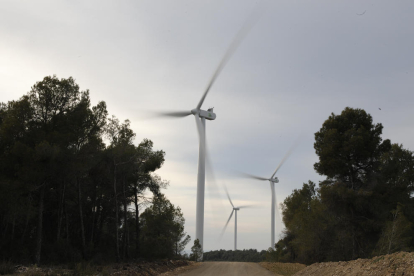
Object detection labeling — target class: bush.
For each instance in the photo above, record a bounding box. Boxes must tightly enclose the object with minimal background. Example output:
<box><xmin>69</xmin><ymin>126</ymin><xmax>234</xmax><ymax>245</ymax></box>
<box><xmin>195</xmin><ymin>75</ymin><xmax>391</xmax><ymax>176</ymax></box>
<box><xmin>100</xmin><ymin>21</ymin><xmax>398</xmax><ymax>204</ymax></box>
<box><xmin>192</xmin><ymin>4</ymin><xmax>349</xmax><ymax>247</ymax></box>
<box><xmin>0</xmin><ymin>261</ymin><xmax>14</xmax><ymax>275</ymax></box>
<box><xmin>73</xmin><ymin>262</ymin><xmax>96</xmax><ymax>276</ymax></box>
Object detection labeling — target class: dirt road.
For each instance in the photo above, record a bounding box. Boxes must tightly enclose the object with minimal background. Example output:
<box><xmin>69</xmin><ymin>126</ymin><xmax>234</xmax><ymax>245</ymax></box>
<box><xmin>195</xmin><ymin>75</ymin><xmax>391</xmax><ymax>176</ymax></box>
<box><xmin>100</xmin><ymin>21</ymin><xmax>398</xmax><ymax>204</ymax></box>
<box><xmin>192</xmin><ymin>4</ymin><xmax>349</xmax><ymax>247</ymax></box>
<box><xmin>174</xmin><ymin>262</ymin><xmax>275</xmax><ymax>276</ymax></box>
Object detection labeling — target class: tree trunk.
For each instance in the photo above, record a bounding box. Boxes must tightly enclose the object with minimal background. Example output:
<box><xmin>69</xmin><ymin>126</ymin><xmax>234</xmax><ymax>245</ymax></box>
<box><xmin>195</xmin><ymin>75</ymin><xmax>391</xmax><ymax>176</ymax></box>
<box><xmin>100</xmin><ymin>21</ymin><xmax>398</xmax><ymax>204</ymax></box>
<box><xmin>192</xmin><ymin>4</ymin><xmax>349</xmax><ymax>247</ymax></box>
<box><xmin>21</xmin><ymin>193</ymin><xmax>32</xmax><ymax>243</ymax></box>
<box><xmin>77</xmin><ymin>177</ymin><xmax>86</xmax><ymax>258</ymax></box>
<box><xmin>35</xmin><ymin>185</ymin><xmax>45</xmax><ymax>265</ymax></box>
<box><xmin>122</xmin><ymin>175</ymin><xmax>129</xmax><ymax>259</ymax></box>
<box><xmin>11</xmin><ymin>215</ymin><xmax>16</xmax><ymax>241</ymax></box>
<box><xmin>90</xmin><ymin>180</ymin><xmax>100</xmax><ymax>246</ymax></box>
<box><xmin>57</xmin><ymin>180</ymin><xmax>66</xmax><ymax>241</ymax></box>
<box><xmin>90</xmin><ymin>202</ymin><xmax>96</xmax><ymax>246</ymax></box>
<box><xmin>2</xmin><ymin>215</ymin><xmax>9</xmax><ymax>239</ymax></box>
<box><xmin>114</xmin><ymin>165</ymin><xmax>120</xmax><ymax>261</ymax></box>
<box><xmin>65</xmin><ymin>200</ymin><xmax>69</xmax><ymax>243</ymax></box>
<box><xmin>134</xmin><ymin>183</ymin><xmax>140</xmax><ymax>257</ymax></box>
<box><xmin>127</xmin><ymin>220</ymin><xmax>130</xmax><ymax>259</ymax></box>
<box><xmin>96</xmin><ymin>194</ymin><xmax>103</xmax><ymax>244</ymax></box>
<box><xmin>388</xmin><ymin>209</ymin><xmax>399</xmax><ymax>254</ymax></box>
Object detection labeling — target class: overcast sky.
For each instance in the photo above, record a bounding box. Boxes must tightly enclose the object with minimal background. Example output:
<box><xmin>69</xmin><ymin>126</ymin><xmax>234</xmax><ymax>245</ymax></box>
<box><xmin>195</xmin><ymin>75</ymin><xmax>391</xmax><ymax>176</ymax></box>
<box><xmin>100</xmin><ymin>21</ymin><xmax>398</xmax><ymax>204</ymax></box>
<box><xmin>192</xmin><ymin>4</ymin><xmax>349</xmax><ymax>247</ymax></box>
<box><xmin>1</xmin><ymin>0</ymin><xmax>414</xmax><ymax>253</ymax></box>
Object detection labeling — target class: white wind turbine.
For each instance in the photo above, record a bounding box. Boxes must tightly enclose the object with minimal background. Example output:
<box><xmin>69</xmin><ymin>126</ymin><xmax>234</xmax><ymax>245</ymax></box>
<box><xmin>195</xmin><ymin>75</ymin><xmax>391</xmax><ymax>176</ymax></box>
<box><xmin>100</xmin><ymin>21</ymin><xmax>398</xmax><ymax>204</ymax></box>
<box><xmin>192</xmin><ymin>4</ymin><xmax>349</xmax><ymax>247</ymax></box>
<box><xmin>220</xmin><ymin>186</ymin><xmax>252</xmax><ymax>251</ymax></box>
<box><xmin>243</xmin><ymin>146</ymin><xmax>296</xmax><ymax>250</ymax></box>
<box><xmin>156</xmin><ymin>8</ymin><xmax>264</xmax><ymax>251</ymax></box>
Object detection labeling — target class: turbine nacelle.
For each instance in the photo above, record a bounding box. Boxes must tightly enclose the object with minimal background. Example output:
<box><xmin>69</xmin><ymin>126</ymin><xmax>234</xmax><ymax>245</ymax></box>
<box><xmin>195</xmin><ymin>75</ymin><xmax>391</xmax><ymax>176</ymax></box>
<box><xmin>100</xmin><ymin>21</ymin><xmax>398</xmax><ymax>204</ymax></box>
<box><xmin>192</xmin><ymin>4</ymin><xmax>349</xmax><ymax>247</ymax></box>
<box><xmin>191</xmin><ymin>108</ymin><xmax>216</xmax><ymax>120</ymax></box>
<box><xmin>233</xmin><ymin>207</ymin><xmax>240</xmax><ymax>211</ymax></box>
<box><xmin>270</xmin><ymin>177</ymin><xmax>279</xmax><ymax>183</ymax></box>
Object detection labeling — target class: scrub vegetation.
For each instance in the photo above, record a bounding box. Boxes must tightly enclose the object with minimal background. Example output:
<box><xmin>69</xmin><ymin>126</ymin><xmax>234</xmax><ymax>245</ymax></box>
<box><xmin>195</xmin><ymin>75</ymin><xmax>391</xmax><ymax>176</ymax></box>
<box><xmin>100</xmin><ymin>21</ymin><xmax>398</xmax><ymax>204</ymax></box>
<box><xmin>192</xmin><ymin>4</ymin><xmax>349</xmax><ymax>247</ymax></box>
<box><xmin>203</xmin><ymin>249</ymin><xmax>267</xmax><ymax>262</ymax></box>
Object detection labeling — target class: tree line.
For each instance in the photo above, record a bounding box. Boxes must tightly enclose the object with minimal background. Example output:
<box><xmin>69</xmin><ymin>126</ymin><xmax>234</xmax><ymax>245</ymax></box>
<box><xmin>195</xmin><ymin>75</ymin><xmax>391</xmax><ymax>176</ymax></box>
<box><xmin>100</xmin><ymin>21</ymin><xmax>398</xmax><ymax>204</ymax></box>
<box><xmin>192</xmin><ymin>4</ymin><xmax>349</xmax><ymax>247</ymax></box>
<box><xmin>271</xmin><ymin>107</ymin><xmax>414</xmax><ymax>264</ymax></box>
<box><xmin>203</xmin><ymin>249</ymin><xmax>267</xmax><ymax>262</ymax></box>
<box><xmin>0</xmin><ymin>76</ymin><xmax>190</xmax><ymax>264</ymax></box>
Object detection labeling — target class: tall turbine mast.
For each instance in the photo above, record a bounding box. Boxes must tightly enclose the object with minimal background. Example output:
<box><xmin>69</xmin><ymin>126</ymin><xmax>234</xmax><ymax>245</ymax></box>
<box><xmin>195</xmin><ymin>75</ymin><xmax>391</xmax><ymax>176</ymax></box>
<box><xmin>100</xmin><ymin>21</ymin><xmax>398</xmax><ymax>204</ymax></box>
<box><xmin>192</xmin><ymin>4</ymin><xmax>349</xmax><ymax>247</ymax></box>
<box><xmin>156</xmin><ymin>7</ymin><xmax>264</xmax><ymax>253</ymax></box>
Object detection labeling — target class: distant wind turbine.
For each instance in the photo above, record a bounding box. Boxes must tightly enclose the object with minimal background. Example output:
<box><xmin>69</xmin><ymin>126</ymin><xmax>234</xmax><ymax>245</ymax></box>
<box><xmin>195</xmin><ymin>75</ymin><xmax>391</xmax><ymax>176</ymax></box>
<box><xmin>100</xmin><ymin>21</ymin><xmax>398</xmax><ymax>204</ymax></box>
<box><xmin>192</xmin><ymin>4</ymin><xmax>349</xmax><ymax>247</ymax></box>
<box><xmin>220</xmin><ymin>185</ymin><xmax>252</xmax><ymax>250</ymax></box>
<box><xmin>242</xmin><ymin>144</ymin><xmax>296</xmax><ymax>249</ymax></box>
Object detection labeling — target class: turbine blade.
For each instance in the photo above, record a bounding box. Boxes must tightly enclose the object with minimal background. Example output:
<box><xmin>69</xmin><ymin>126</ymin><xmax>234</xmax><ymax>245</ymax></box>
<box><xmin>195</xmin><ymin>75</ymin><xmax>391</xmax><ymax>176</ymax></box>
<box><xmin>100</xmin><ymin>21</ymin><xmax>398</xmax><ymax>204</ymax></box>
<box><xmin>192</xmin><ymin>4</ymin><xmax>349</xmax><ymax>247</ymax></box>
<box><xmin>219</xmin><ymin>209</ymin><xmax>234</xmax><ymax>240</ymax></box>
<box><xmin>154</xmin><ymin>111</ymin><xmax>192</xmax><ymax>118</ymax></box>
<box><xmin>223</xmin><ymin>184</ymin><xmax>234</xmax><ymax>208</ymax></box>
<box><xmin>241</xmin><ymin>172</ymin><xmax>269</xmax><ymax>181</ymax></box>
<box><xmin>205</xmin><ymin>138</ymin><xmax>225</xmax><ymax>219</ymax></box>
<box><xmin>275</xmin><ymin>187</ymin><xmax>281</xmax><ymax>222</ymax></box>
<box><xmin>196</xmin><ymin>3</ymin><xmax>265</xmax><ymax>110</ymax></box>
<box><xmin>238</xmin><ymin>205</ymin><xmax>255</xmax><ymax>209</ymax></box>
<box><xmin>270</xmin><ymin>139</ymin><xmax>301</xmax><ymax>179</ymax></box>
<box><xmin>194</xmin><ymin>113</ymin><xmax>204</xmax><ymax>142</ymax></box>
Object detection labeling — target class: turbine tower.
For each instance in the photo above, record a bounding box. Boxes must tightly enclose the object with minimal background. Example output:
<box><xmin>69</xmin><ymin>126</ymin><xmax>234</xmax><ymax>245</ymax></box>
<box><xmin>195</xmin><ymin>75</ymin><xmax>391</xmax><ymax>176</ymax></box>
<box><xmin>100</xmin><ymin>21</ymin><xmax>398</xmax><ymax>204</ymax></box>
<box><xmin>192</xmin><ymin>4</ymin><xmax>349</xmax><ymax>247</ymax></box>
<box><xmin>243</xmin><ymin>146</ymin><xmax>295</xmax><ymax>249</ymax></box>
<box><xmin>220</xmin><ymin>186</ymin><xmax>252</xmax><ymax>250</ymax></box>
<box><xmin>156</xmin><ymin>10</ymin><xmax>263</xmax><ymax>251</ymax></box>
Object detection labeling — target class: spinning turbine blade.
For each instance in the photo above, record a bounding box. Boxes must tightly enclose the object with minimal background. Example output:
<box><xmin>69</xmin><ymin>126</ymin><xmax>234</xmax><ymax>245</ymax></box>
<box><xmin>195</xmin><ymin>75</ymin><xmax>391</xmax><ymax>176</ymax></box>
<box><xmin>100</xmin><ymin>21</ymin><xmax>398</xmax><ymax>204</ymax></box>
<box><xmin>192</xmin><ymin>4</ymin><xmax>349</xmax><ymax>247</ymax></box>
<box><xmin>238</xmin><ymin>205</ymin><xmax>254</xmax><ymax>209</ymax></box>
<box><xmin>196</xmin><ymin>4</ymin><xmax>264</xmax><ymax>110</ymax></box>
<box><xmin>205</xmin><ymin>138</ymin><xmax>225</xmax><ymax>218</ymax></box>
<box><xmin>270</xmin><ymin>140</ymin><xmax>300</xmax><ymax>179</ymax></box>
<box><xmin>194</xmin><ymin>113</ymin><xmax>204</xmax><ymax>141</ymax></box>
<box><xmin>274</xmin><ymin>188</ymin><xmax>282</xmax><ymax>222</ymax></box>
<box><xmin>241</xmin><ymin>172</ymin><xmax>269</xmax><ymax>181</ymax></box>
<box><xmin>219</xmin><ymin>209</ymin><xmax>234</xmax><ymax>240</ymax></box>
<box><xmin>155</xmin><ymin>111</ymin><xmax>192</xmax><ymax>118</ymax></box>
<box><xmin>223</xmin><ymin>184</ymin><xmax>234</xmax><ymax>208</ymax></box>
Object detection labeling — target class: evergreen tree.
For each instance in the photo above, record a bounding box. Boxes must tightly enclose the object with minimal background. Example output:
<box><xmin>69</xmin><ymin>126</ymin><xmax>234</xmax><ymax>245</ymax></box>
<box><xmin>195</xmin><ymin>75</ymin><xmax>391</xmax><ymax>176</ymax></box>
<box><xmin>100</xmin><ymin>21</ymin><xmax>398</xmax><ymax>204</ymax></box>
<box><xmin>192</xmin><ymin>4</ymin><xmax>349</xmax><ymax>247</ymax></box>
<box><xmin>140</xmin><ymin>194</ymin><xmax>190</xmax><ymax>259</ymax></box>
<box><xmin>0</xmin><ymin>75</ymin><xmax>179</xmax><ymax>264</ymax></box>
<box><xmin>279</xmin><ymin>107</ymin><xmax>414</xmax><ymax>264</ymax></box>
<box><xmin>191</xmin><ymin>239</ymin><xmax>203</xmax><ymax>262</ymax></box>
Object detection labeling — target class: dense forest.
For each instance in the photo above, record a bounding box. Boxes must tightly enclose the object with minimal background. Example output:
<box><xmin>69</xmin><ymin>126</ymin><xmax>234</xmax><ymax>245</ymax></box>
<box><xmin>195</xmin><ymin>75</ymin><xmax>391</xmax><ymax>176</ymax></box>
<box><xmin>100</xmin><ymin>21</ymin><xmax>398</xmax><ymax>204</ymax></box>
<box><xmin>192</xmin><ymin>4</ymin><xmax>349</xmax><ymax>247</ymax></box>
<box><xmin>203</xmin><ymin>249</ymin><xmax>266</xmax><ymax>262</ymax></box>
<box><xmin>271</xmin><ymin>107</ymin><xmax>414</xmax><ymax>264</ymax></box>
<box><xmin>0</xmin><ymin>76</ymin><xmax>190</xmax><ymax>264</ymax></box>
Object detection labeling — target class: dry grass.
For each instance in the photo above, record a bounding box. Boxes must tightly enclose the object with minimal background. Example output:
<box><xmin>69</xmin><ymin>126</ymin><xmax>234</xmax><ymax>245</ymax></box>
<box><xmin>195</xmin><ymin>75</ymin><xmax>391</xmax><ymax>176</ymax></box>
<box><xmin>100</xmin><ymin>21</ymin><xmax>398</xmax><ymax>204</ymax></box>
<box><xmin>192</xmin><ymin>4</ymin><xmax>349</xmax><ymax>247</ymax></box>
<box><xmin>259</xmin><ymin>262</ymin><xmax>306</xmax><ymax>276</ymax></box>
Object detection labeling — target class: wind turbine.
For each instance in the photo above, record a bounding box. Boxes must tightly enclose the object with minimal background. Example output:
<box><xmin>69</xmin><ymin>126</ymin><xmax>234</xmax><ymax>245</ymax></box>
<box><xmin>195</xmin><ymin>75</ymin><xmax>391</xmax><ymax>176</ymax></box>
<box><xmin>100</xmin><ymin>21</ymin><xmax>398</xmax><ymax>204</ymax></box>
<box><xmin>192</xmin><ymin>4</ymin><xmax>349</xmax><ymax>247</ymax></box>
<box><xmin>243</xmin><ymin>146</ymin><xmax>295</xmax><ymax>250</ymax></box>
<box><xmin>156</xmin><ymin>8</ymin><xmax>264</xmax><ymax>251</ymax></box>
<box><xmin>220</xmin><ymin>186</ymin><xmax>252</xmax><ymax>251</ymax></box>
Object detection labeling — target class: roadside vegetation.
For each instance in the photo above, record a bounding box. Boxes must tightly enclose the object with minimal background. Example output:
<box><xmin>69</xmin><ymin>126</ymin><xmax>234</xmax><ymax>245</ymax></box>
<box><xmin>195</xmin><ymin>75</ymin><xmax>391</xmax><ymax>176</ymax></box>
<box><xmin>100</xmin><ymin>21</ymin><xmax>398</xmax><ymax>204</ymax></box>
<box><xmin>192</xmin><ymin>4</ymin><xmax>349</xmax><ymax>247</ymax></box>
<box><xmin>260</xmin><ymin>262</ymin><xmax>306</xmax><ymax>276</ymax></box>
<box><xmin>0</xmin><ymin>75</ymin><xmax>191</xmax><ymax>268</ymax></box>
<box><xmin>270</xmin><ymin>107</ymin><xmax>414</xmax><ymax>265</ymax></box>
<box><xmin>203</xmin><ymin>249</ymin><xmax>266</xmax><ymax>262</ymax></box>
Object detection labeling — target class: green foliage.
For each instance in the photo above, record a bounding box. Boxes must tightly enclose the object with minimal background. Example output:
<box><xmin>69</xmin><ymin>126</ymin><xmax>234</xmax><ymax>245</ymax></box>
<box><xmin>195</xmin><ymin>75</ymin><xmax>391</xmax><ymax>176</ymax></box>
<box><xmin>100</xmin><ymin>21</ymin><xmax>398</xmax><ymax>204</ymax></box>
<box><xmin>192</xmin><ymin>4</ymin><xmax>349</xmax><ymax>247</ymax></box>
<box><xmin>0</xmin><ymin>75</ymin><xmax>178</xmax><ymax>265</ymax></box>
<box><xmin>279</xmin><ymin>107</ymin><xmax>414</xmax><ymax>264</ymax></box>
<box><xmin>140</xmin><ymin>194</ymin><xmax>190</xmax><ymax>259</ymax></box>
<box><xmin>0</xmin><ymin>261</ymin><xmax>14</xmax><ymax>275</ymax></box>
<box><xmin>374</xmin><ymin>204</ymin><xmax>413</xmax><ymax>255</ymax></box>
<box><xmin>190</xmin><ymin>239</ymin><xmax>203</xmax><ymax>262</ymax></box>
<box><xmin>265</xmin><ymin>248</ymin><xmax>278</xmax><ymax>262</ymax></box>
<box><xmin>73</xmin><ymin>262</ymin><xmax>96</xmax><ymax>276</ymax></box>
<box><xmin>314</xmin><ymin>107</ymin><xmax>390</xmax><ymax>189</ymax></box>
<box><xmin>203</xmin><ymin>249</ymin><xmax>266</xmax><ymax>262</ymax></box>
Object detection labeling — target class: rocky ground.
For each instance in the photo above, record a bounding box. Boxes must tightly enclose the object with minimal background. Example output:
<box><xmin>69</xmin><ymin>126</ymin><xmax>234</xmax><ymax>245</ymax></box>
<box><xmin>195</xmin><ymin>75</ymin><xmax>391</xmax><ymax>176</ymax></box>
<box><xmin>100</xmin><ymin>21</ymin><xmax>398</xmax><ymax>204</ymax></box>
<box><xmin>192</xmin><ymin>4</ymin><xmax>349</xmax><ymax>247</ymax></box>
<box><xmin>260</xmin><ymin>262</ymin><xmax>306</xmax><ymax>276</ymax></box>
<box><xmin>4</xmin><ymin>252</ymin><xmax>414</xmax><ymax>275</ymax></box>
<box><xmin>5</xmin><ymin>260</ymin><xmax>194</xmax><ymax>276</ymax></box>
<box><xmin>293</xmin><ymin>251</ymin><xmax>414</xmax><ymax>276</ymax></box>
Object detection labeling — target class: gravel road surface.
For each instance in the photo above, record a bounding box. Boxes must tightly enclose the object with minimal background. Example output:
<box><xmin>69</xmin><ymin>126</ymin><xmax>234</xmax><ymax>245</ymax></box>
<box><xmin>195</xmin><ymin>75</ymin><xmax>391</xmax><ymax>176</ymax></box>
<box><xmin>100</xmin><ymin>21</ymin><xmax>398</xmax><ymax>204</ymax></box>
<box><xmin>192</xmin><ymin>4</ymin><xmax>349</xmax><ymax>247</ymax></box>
<box><xmin>176</xmin><ymin>262</ymin><xmax>275</xmax><ymax>276</ymax></box>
